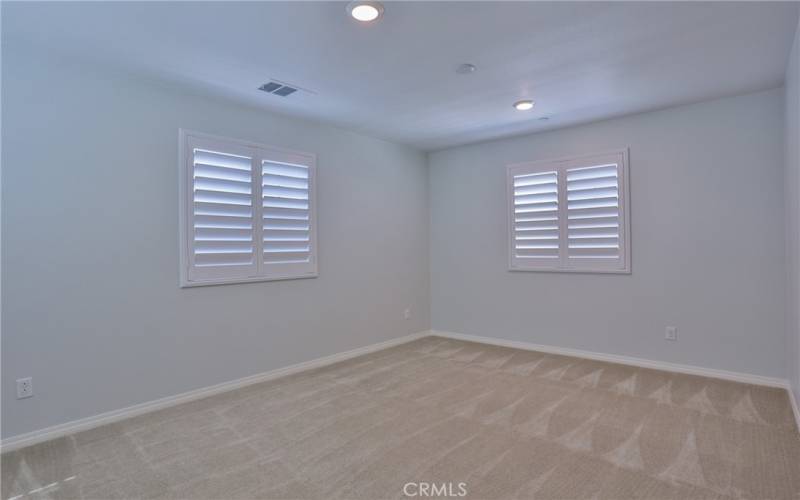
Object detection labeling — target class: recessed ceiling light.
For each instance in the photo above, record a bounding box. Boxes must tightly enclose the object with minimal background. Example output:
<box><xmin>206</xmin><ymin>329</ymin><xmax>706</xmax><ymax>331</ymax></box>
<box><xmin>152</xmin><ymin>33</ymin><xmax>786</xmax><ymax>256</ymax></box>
<box><xmin>513</xmin><ymin>100</ymin><xmax>534</xmax><ymax>111</ymax></box>
<box><xmin>347</xmin><ymin>1</ymin><xmax>384</xmax><ymax>22</ymax></box>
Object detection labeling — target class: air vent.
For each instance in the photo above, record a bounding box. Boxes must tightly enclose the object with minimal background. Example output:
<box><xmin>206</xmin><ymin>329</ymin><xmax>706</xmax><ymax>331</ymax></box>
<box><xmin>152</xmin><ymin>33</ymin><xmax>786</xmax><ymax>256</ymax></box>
<box><xmin>259</xmin><ymin>82</ymin><xmax>282</xmax><ymax>93</ymax></box>
<box><xmin>259</xmin><ymin>80</ymin><xmax>299</xmax><ymax>97</ymax></box>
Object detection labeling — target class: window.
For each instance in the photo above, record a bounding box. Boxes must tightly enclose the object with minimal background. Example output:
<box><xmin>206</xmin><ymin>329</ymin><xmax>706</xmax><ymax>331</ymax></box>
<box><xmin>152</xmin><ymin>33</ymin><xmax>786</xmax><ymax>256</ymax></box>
<box><xmin>179</xmin><ymin>130</ymin><xmax>317</xmax><ymax>287</ymax></box>
<box><xmin>507</xmin><ymin>149</ymin><xmax>630</xmax><ymax>273</ymax></box>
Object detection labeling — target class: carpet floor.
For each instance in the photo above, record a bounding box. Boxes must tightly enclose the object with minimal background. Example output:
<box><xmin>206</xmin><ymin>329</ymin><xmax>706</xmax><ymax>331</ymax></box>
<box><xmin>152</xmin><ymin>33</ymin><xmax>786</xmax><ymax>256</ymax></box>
<box><xmin>2</xmin><ymin>337</ymin><xmax>799</xmax><ymax>500</ymax></box>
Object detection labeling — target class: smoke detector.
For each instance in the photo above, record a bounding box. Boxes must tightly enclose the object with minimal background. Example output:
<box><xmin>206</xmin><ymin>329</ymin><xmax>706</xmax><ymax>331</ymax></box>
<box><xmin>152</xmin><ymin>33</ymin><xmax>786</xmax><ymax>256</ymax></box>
<box><xmin>456</xmin><ymin>63</ymin><xmax>477</xmax><ymax>74</ymax></box>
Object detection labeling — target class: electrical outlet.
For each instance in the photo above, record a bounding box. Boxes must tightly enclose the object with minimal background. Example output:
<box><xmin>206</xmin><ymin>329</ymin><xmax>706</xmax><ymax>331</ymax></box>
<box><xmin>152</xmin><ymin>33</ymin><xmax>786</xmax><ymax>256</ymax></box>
<box><xmin>665</xmin><ymin>326</ymin><xmax>678</xmax><ymax>341</ymax></box>
<box><xmin>404</xmin><ymin>308</ymin><xmax>411</xmax><ymax>320</ymax></box>
<box><xmin>16</xmin><ymin>377</ymin><xmax>33</xmax><ymax>399</ymax></box>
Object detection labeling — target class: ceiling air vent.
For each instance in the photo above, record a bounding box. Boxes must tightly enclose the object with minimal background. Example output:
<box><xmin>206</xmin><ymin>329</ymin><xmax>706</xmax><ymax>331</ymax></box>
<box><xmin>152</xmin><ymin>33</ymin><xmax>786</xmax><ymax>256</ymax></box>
<box><xmin>259</xmin><ymin>80</ymin><xmax>299</xmax><ymax>97</ymax></box>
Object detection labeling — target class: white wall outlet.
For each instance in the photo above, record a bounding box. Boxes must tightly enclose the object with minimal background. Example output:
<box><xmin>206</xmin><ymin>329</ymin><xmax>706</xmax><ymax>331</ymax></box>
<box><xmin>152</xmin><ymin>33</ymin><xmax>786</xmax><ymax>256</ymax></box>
<box><xmin>665</xmin><ymin>326</ymin><xmax>678</xmax><ymax>341</ymax></box>
<box><xmin>16</xmin><ymin>377</ymin><xmax>33</xmax><ymax>399</ymax></box>
<box><xmin>404</xmin><ymin>308</ymin><xmax>411</xmax><ymax>320</ymax></box>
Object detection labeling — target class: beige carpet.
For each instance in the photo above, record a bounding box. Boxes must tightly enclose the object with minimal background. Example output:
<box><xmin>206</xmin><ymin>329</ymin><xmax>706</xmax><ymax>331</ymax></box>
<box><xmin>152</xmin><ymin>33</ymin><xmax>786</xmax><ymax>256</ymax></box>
<box><xmin>2</xmin><ymin>337</ymin><xmax>799</xmax><ymax>500</ymax></box>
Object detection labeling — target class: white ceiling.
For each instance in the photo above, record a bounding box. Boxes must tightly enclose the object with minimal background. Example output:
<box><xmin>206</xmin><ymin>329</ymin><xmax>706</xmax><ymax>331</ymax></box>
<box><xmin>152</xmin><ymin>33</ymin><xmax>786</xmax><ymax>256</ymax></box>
<box><xmin>4</xmin><ymin>1</ymin><xmax>799</xmax><ymax>151</ymax></box>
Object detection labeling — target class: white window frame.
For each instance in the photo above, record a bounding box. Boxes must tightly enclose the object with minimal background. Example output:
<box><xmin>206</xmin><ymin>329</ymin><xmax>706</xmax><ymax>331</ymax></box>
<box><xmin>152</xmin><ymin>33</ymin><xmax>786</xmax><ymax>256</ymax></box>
<box><xmin>178</xmin><ymin>129</ymin><xmax>318</xmax><ymax>287</ymax></box>
<box><xmin>506</xmin><ymin>149</ymin><xmax>630</xmax><ymax>274</ymax></box>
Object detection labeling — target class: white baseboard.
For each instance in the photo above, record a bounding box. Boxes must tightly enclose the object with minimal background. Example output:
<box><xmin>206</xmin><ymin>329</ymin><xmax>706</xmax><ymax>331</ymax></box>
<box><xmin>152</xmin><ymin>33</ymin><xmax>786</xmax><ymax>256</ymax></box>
<box><xmin>430</xmin><ymin>330</ymin><xmax>790</xmax><ymax>389</ymax></box>
<box><xmin>789</xmin><ymin>386</ymin><xmax>800</xmax><ymax>434</ymax></box>
<box><xmin>0</xmin><ymin>331</ymin><xmax>428</xmax><ymax>453</ymax></box>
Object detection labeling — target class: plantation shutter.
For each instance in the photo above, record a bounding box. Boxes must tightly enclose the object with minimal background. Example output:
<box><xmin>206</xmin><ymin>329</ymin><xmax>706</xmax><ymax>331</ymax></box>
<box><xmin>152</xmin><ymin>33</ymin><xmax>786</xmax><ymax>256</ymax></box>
<box><xmin>511</xmin><ymin>170</ymin><xmax>560</xmax><ymax>263</ymax></box>
<box><xmin>261</xmin><ymin>155</ymin><xmax>316</xmax><ymax>277</ymax></box>
<box><xmin>507</xmin><ymin>150</ymin><xmax>629</xmax><ymax>273</ymax></box>
<box><xmin>187</xmin><ymin>137</ymin><xmax>257</xmax><ymax>282</ymax></box>
<box><xmin>181</xmin><ymin>131</ymin><xmax>318</xmax><ymax>286</ymax></box>
<box><xmin>566</xmin><ymin>163</ymin><xmax>621</xmax><ymax>261</ymax></box>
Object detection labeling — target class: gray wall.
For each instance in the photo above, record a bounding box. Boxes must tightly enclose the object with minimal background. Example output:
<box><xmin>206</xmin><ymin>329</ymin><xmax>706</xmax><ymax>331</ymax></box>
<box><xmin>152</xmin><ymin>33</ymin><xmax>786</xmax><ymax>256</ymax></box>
<box><xmin>429</xmin><ymin>89</ymin><xmax>787</xmax><ymax>379</ymax></box>
<box><xmin>786</xmin><ymin>20</ymin><xmax>800</xmax><ymax>408</ymax></box>
<box><xmin>1</xmin><ymin>46</ymin><xmax>430</xmax><ymax>439</ymax></box>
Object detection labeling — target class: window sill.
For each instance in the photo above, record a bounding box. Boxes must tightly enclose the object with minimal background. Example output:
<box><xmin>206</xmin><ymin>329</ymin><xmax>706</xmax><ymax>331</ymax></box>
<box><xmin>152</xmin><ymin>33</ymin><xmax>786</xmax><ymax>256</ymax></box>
<box><xmin>508</xmin><ymin>266</ymin><xmax>631</xmax><ymax>275</ymax></box>
<box><xmin>180</xmin><ymin>272</ymin><xmax>319</xmax><ymax>288</ymax></box>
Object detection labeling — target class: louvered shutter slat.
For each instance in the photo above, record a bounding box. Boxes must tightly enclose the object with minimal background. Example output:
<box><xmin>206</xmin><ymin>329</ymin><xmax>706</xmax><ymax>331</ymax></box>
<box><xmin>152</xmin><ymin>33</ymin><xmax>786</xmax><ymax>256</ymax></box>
<box><xmin>195</xmin><ymin>241</ymin><xmax>255</xmax><ymax>253</ymax></box>
<box><xmin>263</xmin><ymin>207</ymin><xmax>309</xmax><ymax>220</ymax></box>
<box><xmin>566</xmin><ymin>207</ymin><xmax>618</xmax><ymax>220</ymax></box>
<box><xmin>263</xmin><ymin>186</ymin><xmax>308</xmax><ymax>199</ymax></box>
<box><xmin>194</xmin><ymin>252</ymin><xmax>254</xmax><ymax>267</ymax></box>
<box><xmin>516</xmin><ymin>202</ymin><xmax>558</xmax><ymax>214</ymax></box>
<box><xmin>568</xmin><ymin>237</ymin><xmax>619</xmax><ymax>247</ymax></box>
<box><xmin>193</xmin><ymin>150</ymin><xmax>251</xmax><ymax>170</ymax></box>
<box><xmin>567</xmin><ymin>247</ymin><xmax>620</xmax><ymax>258</ymax></box>
<box><xmin>264</xmin><ymin>163</ymin><xmax>308</xmax><ymax>179</ymax></box>
<box><xmin>516</xmin><ymin>230</ymin><xmax>559</xmax><ymax>240</ymax></box>
<box><xmin>566</xmin><ymin>164</ymin><xmax>617</xmax><ymax>181</ymax></box>
<box><xmin>515</xmin><ymin>212</ymin><xmax>559</xmax><ymax>223</ymax></box>
<box><xmin>515</xmin><ymin>192</ymin><xmax>558</xmax><ymax>205</ymax></box>
<box><xmin>515</xmin><ymin>220</ymin><xmax>558</xmax><ymax>231</ymax></box>
<box><xmin>194</xmin><ymin>215</ymin><xmax>253</xmax><ymax>229</ymax></box>
<box><xmin>194</xmin><ymin>164</ymin><xmax>251</xmax><ymax>182</ymax></box>
<box><xmin>194</xmin><ymin>177</ymin><xmax>252</xmax><ymax>194</ymax></box>
<box><xmin>514</xmin><ymin>184</ymin><xmax>558</xmax><ymax>196</ymax></box>
<box><xmin>568</xmin><ymin>217</ymin><xmax>619</xmax><ymax>229</ymax></box>
<box><xmin>260</xmin><ymin>251</ymin><xmax>310</xmax><ymax>262</ymax></box>
<box><xmin>567</xmin><ymin>226</ymin><xmax>618</xmax><ymax>238</ymax></box>
<box><xmin>567</xmin><ymin>163</ymin><xmax>622</xmax><ymax>260</ymax></box>
<box><xmin>263</xmin><ymin>229</ymin><xmax>310</xmax><ymax>241</ymax></box>
<box><xmin>264</xmin><ymin>242</ymin><xmax>311</xmax><ymax>252</ymax></box>
<box><xmin>195</xmin><ymin>228</ymin><xmax>253</xmax><ymax>241</ymax></box>
<box><xmin>195</xmin><ymin>190</ymin><xmax>253</xmax><ymax>206</ymax></box>
<box><xmin>194</xmin><ymin>202</ymin><xmax>252</xmax><ymax>218</ymax></box>
<box><xmin>516</xmin><ymin>248</ymin><xmax>559</xmax><ymax>257</ymax></box>
<box><xmin>567</xmin><ymin>186</ymin><xmax>618</xmax><ymax>201</ymax></box>
<box><xmin>263</xmin><ymin>197</ymin><xmax>309</xmax><ymax>210</ymax></box>
<box><xmin>263</xmin><ymin>219</ymin><xmax>309</xmax><ymax>230</ymax></box>
<box><xmin>262</xmin><ymin>175</ymin><xmax>308</xmax><ymax>190</ymax></box>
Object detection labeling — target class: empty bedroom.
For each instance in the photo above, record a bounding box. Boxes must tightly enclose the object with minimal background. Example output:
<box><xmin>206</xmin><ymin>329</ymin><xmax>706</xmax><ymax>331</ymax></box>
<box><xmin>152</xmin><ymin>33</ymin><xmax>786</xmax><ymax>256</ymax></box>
<box><xmin>2</xmin><ymin>1</ymin><xmax>800</xmax><ymax>499</ymax></box>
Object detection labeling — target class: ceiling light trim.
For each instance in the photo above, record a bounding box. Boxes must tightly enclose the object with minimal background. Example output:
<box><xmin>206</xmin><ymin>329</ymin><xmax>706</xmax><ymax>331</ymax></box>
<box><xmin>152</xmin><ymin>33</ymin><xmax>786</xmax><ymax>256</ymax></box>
<box><xmin>514</xmin><ymin>100</ymin><xmax>535</xmax><ymax>111</ymax></box>
<box><xmin>346</xmin><ymin>1</ymin><xmax>384</xmax><ymax>22</ymax></box>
